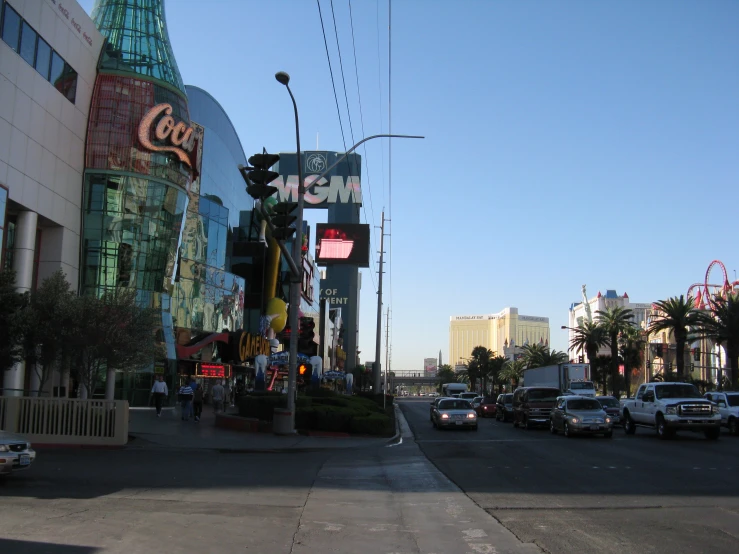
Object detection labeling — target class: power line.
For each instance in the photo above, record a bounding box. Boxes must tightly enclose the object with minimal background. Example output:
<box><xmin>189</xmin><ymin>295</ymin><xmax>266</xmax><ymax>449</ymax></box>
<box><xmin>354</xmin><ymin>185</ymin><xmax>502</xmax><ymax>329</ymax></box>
<box><xmin>329</xmin><ymin>0</ymin><xmax>357</xmax><ymax>146</ymax></box>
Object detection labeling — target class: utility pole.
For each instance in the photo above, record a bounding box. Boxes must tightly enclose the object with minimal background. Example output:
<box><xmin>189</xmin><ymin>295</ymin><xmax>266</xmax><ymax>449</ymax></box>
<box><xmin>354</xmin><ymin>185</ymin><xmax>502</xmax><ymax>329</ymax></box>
<box><xmin>384</xmin><ymin>307</ymin><xmax>391</xmax><ymax>407</ymax></box>
<box><xmin>374</xmin><ymin>212</ymin><xmax>388</xmax><ymax>395</ymax></box>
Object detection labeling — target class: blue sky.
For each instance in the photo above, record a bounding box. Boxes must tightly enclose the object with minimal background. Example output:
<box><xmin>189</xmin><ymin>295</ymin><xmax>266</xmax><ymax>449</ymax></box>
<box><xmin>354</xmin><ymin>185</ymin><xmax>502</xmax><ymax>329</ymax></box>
<box><xmin>80</xmin><ymin>0</ymin><xmax>739</xmax><ymax>371</ymax></box>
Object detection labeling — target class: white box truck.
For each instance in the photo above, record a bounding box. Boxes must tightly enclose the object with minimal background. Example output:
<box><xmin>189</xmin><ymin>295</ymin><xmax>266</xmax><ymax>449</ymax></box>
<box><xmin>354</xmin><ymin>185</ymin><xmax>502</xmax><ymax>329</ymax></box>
<box><xmin>522</xmin><ymin>364</ymin><xmax>596</xmax><ymax>397</ymax></box>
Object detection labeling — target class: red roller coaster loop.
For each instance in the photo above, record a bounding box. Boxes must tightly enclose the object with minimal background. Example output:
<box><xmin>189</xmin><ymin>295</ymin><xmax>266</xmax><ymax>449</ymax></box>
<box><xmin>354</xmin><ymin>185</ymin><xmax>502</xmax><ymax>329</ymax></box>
<box><xmin>686</xmin><ymin>260</ymin><xmax>739</xmax><ymax>310</ymax></box>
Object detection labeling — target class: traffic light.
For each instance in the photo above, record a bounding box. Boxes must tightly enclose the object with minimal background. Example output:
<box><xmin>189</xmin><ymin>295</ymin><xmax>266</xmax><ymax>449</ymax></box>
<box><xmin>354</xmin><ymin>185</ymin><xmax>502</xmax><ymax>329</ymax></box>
<box><xmin>668</xmin><ymin>361</ymin><xmax>673</xmax><ymax>371</ymax></box>
<box><xmin>578</xmin><ymin>355</ymin><xmax>584</xmax><ymax>363</ymax></box>
<box><xmin>241</xmin><ymin>150</ymin><xmax>280</xmax><ymax>199</ymax></box>
<box><xmin>298</xmin><ymin>316</ymin><xmax>316</xmax><ymax>353</ymax></box>
<box><xmin>270</xmin><ymin>202</ymin><xmax>298</xmax><ymax>241</ymax></box>
<box><xmin>694</xmin><ymin>348</ymin><xmax>700</xmax><ymax>361</ymax></box>
<box><xmin>298</xmin><ymin>363</ymin><xmax>308</xmax><ymax>375</ymax></box>
<box><xmin>690</xmin><ymin>363</ymin><xmax>695</xmax><ymax>372</ymax></box>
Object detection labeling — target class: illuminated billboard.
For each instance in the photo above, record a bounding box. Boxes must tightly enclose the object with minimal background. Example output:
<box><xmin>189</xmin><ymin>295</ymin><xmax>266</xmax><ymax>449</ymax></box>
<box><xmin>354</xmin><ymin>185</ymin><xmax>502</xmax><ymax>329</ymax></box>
<box><xmin>315</xmin><ymin>224</ymin><xmax>370</xmax><ymax>267</ymax></box>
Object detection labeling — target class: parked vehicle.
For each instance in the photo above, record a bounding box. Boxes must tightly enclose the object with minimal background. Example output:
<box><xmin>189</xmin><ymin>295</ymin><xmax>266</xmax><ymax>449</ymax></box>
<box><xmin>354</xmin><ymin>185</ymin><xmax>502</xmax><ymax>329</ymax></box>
<box><xmin>441</xmin><ymin>383</ymin><xmax>468</xmax><ymax>397</ymax></box>
<box><xmin>522</xmin><ymin>364</ymin><xmax>596</xmax><ymax>397</ymax></box>
<box><xmin>0</xmin><ymin>431</ymin><xmax>36</xmax><ymax>476</ymax></box>
<box><xmin>495</xmin><ymin>393</ymin><xmax>513</xmax><ymax>422</ymax></box>
<box><xmin>512</xmin><ymin>387</ymin><xmax>560</xmax><ymax>429</ymax></box>
<box><xmin>622</xmin><ymin>382</ymin><xmax>721</xmax><ymax>440</ymax></box>
<box><xmin>550</xmin><ymin>396</ymin><xmax>614</xmax><ymax>438</ymax></box>
<box><xmin>596</xmin><ymin>396</ymin><xmax>622</xmax><ymax>426</ymax></box>
<box><xmin>429</xmin><ymin>397</ymin><xmax>445</xmax><ymax>421</ymax></box>
<box><xmin>704</xmin><ymin>391</ymin><xmax>739</xmax><ymax>435</ymax></box>
<box><xmin>477</xmin><ymin>396</ymin><xmax>497</xmax><ymax>418</ymax></box>
<box><xmin>430</xmin><ymin>399</ymin><xmax>478</xmax><ymax>430</ymax></box>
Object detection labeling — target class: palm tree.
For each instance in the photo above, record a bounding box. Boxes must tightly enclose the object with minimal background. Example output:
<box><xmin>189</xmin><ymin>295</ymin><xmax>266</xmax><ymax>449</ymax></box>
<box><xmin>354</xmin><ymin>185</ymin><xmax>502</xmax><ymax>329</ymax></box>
<box><xmin>469</xmin><ymin>346</ymin><xmax>493</xmax><ymax>394</ymax></box>
<box><xmin>519</xmin><ymin>344</ymin><xmax>568</xmax><ymax>368</ymax></box>
<box><xmin>619</xmin><ymin>325</ymin><xmax>646</xmax><ymax>396</ymax></box>
<box><xmin>648</xmin><ymin>296</ymin><xmax>702</xmax><ymax>382</ymax></box>
<box><xmin>488</xmin><ymin>355</ymin><xmax>508</xmax><ymax>395</ymax></box>
<box><xmin>568</xmin><ymin>321</ymin><xmax>608</xmax><ymax>366</ymax></box>
<box><xmin>698</xmin><ymin>292</ymin><xmax>739</xmax><ymax>390</ymax></box>
<box><xmin>596</xmin><ymin>306</ymin><xmax>634</xmax><ymax>397</ymax></box>
<box><xmin>498</xmin><ymin>359</ymin><xmax>526</xmax><ymax>389</ymax></box>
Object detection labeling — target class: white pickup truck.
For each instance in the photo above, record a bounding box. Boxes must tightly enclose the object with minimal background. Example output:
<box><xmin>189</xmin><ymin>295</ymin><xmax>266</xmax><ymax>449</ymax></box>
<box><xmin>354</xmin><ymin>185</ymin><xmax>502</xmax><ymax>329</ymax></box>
<box><xmin>622</xmin><ymin>382</ymin><xmax>721</xmax><ymax>440</ymax></box>
<box><xmin>704</xmin><ymin>391</ymin><xmax>739</xmax><ymax>435</ymax></box>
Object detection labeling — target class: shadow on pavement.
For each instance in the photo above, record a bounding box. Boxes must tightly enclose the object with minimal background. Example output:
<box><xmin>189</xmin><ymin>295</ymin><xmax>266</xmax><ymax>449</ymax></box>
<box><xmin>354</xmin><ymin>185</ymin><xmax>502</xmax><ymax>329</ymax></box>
<box><xmin>0</xmin><ymin>538</ymin><xmax>100</xmax><ymax>553</ymax></box>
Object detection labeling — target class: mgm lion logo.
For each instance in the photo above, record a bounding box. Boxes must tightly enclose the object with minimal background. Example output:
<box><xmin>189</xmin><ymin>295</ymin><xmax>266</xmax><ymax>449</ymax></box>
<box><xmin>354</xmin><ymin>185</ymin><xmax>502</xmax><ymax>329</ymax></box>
<box><xmin>305</xmin><ymin>153</ymin><xmax>327</xmax><ymax>174</ymax></box>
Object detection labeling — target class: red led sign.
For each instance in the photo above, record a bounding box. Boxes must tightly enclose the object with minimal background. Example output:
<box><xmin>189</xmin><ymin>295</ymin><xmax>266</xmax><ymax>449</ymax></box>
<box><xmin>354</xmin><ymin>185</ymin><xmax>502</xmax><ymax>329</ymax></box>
<box><xmin>195</xmin><ymin>363</ymin><xmax>232</xmax><ymax>379</ymax></box>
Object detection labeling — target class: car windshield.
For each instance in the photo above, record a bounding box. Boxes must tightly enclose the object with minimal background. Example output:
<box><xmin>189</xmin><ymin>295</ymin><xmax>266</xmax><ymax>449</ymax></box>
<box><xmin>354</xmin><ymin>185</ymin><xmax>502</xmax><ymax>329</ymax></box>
<box><xmin>567</xmin><ymin>398</ymin><xmax>602</xmax><ymax>411</ymax></box>
<box><xmin>598</xmin><ymin>397</ymin><xmax>619</xmax><ymax>408</ymax></box>
<box><xmin>655</xmin><ymin>384</ymin><xmax>701</xmax><ymax>399</ymax></box>
<box><xmin>726</xmin><ymin>395</ymin><xmax>739</xmax><ymax>407</ymax></box>
<box><xmin>438</xmin><ymin>400</ymin><xmax>472</xmax><ymax>410</ymax></box>
<box><xmin>569</xmin><ymin>382</ymin><xmax>594</xmax><ymax>390</ymax></box>
<box><xmin>503</xmin><ymin>394</ymin><xmax>513</xmax><ymax>403</ymax></box>
<box><xmin>527</xmin><ymin>389</ymin><xmax>559</xmax><ymax>402</ymax></box>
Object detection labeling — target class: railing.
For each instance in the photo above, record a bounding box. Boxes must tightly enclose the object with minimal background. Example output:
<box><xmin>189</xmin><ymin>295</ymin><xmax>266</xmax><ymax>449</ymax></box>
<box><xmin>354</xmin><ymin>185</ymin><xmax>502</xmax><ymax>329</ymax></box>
<box><xmin>0</xmin><ymin>397</ymin><xmax>129</xmax><ymax>446</ymax></box>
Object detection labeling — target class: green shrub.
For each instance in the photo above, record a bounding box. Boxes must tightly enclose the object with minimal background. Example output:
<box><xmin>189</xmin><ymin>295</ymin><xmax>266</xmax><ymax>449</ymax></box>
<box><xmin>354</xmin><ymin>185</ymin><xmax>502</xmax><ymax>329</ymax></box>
<box><xmin>314</xmin><ymin>406</ymin><xmax>355</xmax><ymax>432</ymax></box>
<box><xmin>237</xmin><ymin>395</ymin><xmax>286</xmax><ymax>421</ymax></box>
<box><xmin>350</xmin><ymin>413</ymin><xmax>394</xmax><ymax>436</ymax></box>
<box><xmin>356</xmin><ymin>392</ymin><xmax>394</xmax><ymax>407</ymax></box>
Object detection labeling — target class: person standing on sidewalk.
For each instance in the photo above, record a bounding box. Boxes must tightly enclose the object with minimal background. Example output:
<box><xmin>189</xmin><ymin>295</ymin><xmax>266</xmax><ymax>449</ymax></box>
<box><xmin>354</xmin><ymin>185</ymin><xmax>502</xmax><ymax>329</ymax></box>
<box><xmin>151</xmin><ymin>375</ymin><xmax>168</xmax><ymax>417</ymax></box>
<box><xmin>192</xmin><ymin>382</ymin><xmax>204</xmax><ymax>422</ymax></box>
<box><xmin>211</xmin><ymin>380</ymin><xmax>225</xmax><ymax>414</ymax></box>
<box><xmin>187</xmin><ymin>376</ymin><xmax>198</xmax><ymax>419</ymax></box>
<box><xmin>178</xmin><ymin>382</ymin><xmax>194</xmax><ymax>421</ymax></box>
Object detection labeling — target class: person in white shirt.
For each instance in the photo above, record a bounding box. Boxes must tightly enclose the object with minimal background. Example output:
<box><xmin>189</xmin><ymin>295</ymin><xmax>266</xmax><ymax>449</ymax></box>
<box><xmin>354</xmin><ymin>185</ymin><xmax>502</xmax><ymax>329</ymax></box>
<box><xmin>211</xmin><ymin>381</ymin><xmax>225</xmax><ymax>413</ymax></box>
<box><xmin>151</xmin><ymin>375</ymin><xmax>168</xmax><ymax>417</ymax></box>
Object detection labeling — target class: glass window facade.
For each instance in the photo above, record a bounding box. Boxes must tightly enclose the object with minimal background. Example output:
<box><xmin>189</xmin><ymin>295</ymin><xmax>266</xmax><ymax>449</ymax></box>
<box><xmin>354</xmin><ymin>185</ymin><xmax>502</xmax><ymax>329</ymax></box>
<box><xmin>19</xmin><ymin>21</ymin><xmax>36</xmax><ymax>66</ymax></box>
<box><xmin>0</xmin><ymin>185</ymin><xmax>7</xmax><ymax>268</ymax></box>
<box><xmin>1</xmin><ymin>1</ymin><xmax>20</xmax><ymax>52</ymax></box>
<box><xmin>81</xmin><ymin>172</ymin><xmax>187</xmax><ymax>295</ymax></box>
<box><xmin>86</xmin><ymin>74</ymin><xmax>192</xmax><ymax>190</ymax></box>
<box><xmin>92</xmin><ymin>0</ymin><xmax>186</xmax><ymax>95</ymax></box>
<box><xmin>0</xmin><ymin>1</ymin><xmax>78</xmax><ymax>104</ymax></box>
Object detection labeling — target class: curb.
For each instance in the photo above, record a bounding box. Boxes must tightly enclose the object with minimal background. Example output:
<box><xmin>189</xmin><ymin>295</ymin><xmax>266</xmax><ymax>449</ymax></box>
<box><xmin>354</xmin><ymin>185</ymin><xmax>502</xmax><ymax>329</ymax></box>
<box><xmin>385</xmin><ymin>404</ymin><xmax>402</xmax><ymax>445</ymax></box>
<box><xmin>32</xmin><ymin>443</ymin><xmax>126</xmax><ymax>450</ymax></box>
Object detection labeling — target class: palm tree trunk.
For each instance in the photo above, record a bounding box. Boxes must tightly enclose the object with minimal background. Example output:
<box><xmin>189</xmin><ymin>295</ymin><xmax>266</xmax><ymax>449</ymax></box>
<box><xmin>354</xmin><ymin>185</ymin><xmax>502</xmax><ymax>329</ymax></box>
<box><xmin>611</xmin><ymin>334</ymin><xmax>620</xmax><ymax>398</ymax></box>
<box><xmin>676</xmin><ymin>338</ymin><xmax>686</xmax><ymax>381</ymax></box>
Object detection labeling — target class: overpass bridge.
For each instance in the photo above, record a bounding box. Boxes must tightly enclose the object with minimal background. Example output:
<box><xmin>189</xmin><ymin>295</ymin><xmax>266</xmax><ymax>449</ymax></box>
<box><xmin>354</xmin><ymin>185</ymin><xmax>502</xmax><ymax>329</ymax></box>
<box><xmin>387</xmin><ymin>371</ymin><xmax>437</xmax><ymax>389</ymax></box>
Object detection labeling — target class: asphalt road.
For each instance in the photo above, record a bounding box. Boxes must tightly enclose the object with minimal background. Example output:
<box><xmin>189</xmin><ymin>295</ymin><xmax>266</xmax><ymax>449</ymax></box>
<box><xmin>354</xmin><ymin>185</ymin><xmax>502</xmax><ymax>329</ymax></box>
<box><xmin>398</xmin><ymin>397</ymin><xmax>739</xmax><ymax>554</ymax></box>
<box><xmin>0</xmin><ymin>426</ymin><xmax>541</xmax><ymax>554</ymax></box>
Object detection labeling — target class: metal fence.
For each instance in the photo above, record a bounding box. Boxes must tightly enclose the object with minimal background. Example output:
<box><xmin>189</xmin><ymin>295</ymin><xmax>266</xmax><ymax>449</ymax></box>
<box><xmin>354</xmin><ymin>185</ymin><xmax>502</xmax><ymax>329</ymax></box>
<box><xmin>0</xmin><ymin>397</ymin><xmax>129</xmax><ymax>446</ymax></box>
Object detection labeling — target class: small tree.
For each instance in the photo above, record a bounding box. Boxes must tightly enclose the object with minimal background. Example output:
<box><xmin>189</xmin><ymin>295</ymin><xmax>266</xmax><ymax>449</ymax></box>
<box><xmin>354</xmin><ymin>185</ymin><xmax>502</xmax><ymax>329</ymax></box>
<box><xmin>697</xmin><ymin>292</ymin><xmax>739</xmax><ymax>390</ymax></box>
<box><xmin>648</xmin><ymin>296</ymin><xmax>702</xmax><ymax>382</ymax></box>
<box><xmin>498</xmin><ymin>359</ymin><xmax>526</xmax><ymax>389</ymax></box>
<box><xmin>436</xmin><ymin>364</ymin><xmax>457</xmax><ymax>393</ymax></box>
<box><xmin>20</xmin><ymin>270</ymin><xmax>76</xmax><ymax>396</ymax></box>
<box><xmin>66</xmin><ymin>289</ymin><xmax>160</xmax><ymax>399</ymax></box>
<box><xmin>0</xmin><ymin>269</ymin><xmax>26</xmax><ymax>375</ymax></box>
<box><xmin>597</xmin><ymin>306</ymin><xmax>634</xmax><ymax>397</ymax></box>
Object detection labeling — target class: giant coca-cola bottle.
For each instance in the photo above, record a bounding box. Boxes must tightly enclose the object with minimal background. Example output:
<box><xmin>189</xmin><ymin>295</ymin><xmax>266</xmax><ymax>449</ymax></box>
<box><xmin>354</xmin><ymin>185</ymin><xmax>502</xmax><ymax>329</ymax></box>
<box><xmin>83</xmin><ymin>0</ymin><xmax>196</xmax><ymax>299</ymax></box>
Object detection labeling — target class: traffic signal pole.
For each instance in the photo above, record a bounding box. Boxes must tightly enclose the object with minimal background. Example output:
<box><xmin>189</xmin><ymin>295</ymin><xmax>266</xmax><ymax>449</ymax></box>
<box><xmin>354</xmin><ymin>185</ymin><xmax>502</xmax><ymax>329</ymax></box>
<box><xmin>374</xmin><ymin>212</ymin><xmax>386</xmax><ymax>395</ymax></box>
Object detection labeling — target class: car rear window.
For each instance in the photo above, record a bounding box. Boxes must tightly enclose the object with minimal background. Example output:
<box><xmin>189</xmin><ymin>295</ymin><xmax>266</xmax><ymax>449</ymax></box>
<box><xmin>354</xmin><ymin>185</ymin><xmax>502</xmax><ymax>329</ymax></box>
<box><xmin>598</xmin><ymin>397</ymin><xmax>619</xmax><ymax>408</ymax></box>
<box><xmin>568</xmin><ymin>398</ymin><xmax>603</xmax><ymax>410</ymax></box>
<box><xmin>527</xmin><ymin>389</ymin><xmax>559</xmax><ymax>401</ymax></box>
<box><xmin>438</xmin><ymin>400</ymin><xmax>472</xmax><ymax>410</ymax></box>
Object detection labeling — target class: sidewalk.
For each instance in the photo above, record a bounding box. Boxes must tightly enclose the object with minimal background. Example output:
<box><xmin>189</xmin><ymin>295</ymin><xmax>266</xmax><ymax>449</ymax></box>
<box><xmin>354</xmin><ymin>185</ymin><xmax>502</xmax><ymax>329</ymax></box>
<box><xmin>127</xmin><ymin>403</ymin><xmax>398</xmax><ymax>452</ymax></box>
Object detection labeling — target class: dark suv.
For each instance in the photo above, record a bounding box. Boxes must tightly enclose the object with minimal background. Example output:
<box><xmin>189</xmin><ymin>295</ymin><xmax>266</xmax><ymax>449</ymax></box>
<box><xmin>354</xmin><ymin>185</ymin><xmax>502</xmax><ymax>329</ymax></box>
<box><xmin>495</xmin><ymin>393</ymin><xmax>514</xmax><ymax>422</ymax></box>
<box><xmin>512</xmin><ymin>387</ymin><xmax>560</xmax><ymax>429</ymax></box>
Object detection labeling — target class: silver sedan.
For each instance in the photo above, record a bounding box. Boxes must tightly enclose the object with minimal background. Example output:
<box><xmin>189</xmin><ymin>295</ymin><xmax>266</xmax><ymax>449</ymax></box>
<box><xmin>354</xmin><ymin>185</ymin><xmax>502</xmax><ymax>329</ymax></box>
<box><xmin>550</xmin><ymin>396</ymin><xmax>614</xmax><ymax>438</ymax></box>
<box><xmin>431</xmin><ymin>399</ymin><xmax>478</xmax><ymax>430</ymax></box>
<box><xmin>0</xmin><ymin>431</ymin><xmax>36</xmax><ymax>476</ymax></box>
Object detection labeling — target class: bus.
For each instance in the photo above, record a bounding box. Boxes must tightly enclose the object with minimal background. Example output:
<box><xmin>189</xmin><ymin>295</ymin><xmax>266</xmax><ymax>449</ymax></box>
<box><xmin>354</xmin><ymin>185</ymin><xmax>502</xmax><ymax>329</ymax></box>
<box><xmin>441</xmin><ymin>383</ymin><xmax>468</xmax><ymax>397</ymax></box>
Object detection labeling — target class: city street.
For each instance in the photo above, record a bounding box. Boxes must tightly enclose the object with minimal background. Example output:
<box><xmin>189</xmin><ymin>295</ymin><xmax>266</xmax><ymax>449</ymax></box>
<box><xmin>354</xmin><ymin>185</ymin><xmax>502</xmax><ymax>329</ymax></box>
<box><xmin>0</xmin><ymin>414</ymin><xmax>540</xmax><ymax>554</ymax></box>
<box><xmin>398</xmin><ymin>397</ymin><xmax>739</xmax><ymax>554</ymax></box>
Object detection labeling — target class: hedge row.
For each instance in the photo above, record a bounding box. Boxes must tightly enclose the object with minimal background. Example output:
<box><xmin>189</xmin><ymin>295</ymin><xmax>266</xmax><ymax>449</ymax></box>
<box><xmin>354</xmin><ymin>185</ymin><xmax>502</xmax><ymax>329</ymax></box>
<box><xmin>236</xmin><ymin>391</ymin><xmax>395</xmax><ymax>435</ymax></box>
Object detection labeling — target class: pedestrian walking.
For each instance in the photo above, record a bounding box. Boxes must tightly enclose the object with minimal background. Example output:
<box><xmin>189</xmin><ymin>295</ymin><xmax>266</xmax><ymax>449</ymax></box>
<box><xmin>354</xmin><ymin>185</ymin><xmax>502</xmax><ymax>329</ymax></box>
<box><xmin>211</xmin><ymin>380</ymin><xmax>225</xmax><ymax>413</ymax></box>
<box><xmin>193</xmin><ymin>382</ymin><xmax>204</xmax><ymax>422</ymax></box>
<box><xmin>178</xmin><ymin>382</ymin><xmax>194</xmax><ymax>421</ymax></box>
<box><xmin>151</xmin><ymin>375</ymin><xmax>168</xmax><ymax>417</ymax></box>
<box><xmin>188</xmin><ymin>376</ymin><xmax>198</xmax><ymax>419</ymax></box>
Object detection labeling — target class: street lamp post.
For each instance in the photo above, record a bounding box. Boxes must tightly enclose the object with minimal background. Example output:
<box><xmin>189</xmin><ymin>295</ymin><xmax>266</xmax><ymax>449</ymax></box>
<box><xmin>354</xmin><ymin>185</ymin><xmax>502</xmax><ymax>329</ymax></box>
<box><xmin>273</xmin><ymin>71</ymin><xmax>424</xmax><ymax>434</ymax></box>
<box><xmin>275</xmin><ymin>71</ymin><xmax>303</xmax><ymax>434</ymax></box>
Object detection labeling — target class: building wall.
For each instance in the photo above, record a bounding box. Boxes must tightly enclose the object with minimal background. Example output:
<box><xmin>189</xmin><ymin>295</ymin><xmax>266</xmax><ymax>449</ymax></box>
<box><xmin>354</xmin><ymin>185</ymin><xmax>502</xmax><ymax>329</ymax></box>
<box><xmin>0</xmin><ymin>0</ymin><xmax>102</xmax><ymax>285</ymax></box>
<box><xmin>568</xmin><ymin>289</ymin><xmax>651</xmax><ymax>361</ymax></box>
<box><xmin>449</xmin><ymin>308</ymin><xmax>550</xmax><ymax>367</ymax></box>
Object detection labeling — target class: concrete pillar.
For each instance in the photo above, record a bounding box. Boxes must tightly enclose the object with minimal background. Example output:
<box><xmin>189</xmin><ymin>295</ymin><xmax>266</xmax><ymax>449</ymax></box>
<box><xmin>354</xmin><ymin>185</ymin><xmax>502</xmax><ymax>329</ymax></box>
<box><xmin>29</xmin><ymin>364</ymin><xmax>41</xmax><ymax>397</ymax></box>
<box><xmin>105</xmin><ymin>368</ymin><xmax>116</xmax><ymax>400</ymax></box>
<box><xmin>12</xmin><ymin>211</ymin><xmax>38</xmax><ymax>293</ymax></box>
<box><xmin>2</xmin><ymin>211</ymin><xmax>38</xmax><ymax>397</ymax></box>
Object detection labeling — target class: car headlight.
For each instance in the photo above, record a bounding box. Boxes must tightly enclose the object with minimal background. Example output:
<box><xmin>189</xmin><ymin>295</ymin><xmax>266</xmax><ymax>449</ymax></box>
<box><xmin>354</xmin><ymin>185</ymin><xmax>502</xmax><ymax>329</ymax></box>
<box><xmin>441</xmin><ymin>414</ymin><xmax>450</xmax><ymax>419</ymax></box>
<box><xmin>0</xmin><ymin>445</ymin><xmax>8</xmax><ymax>452</ymax></box>
<box><xmin>605</xmin><ymin>417</ymin><xmax>612</xmax><ymax>423</ymax></box>
<box><xmin>467</xmin><ymin>413</ymin><xmax>476</xmax><ymax>419</ymax></box>
<box><xmin>666</xmin><ymin>406</ymin><xmax>677</xmax><ymax>415</ymax></box>
<box><xmin>712</xmin><ymin>405</ymin><xmax>720</xmax><ymax>414</ymax></box>
<box><xmin>570</xmin><ymin>417</ymin><xmax>580</xmax><ymax>424</ymax></box>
